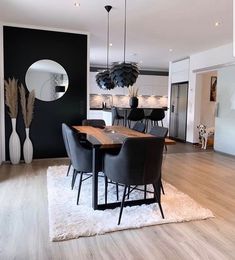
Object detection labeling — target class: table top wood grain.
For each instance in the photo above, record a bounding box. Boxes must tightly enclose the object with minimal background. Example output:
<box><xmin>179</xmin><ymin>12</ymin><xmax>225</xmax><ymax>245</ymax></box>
<box><xmin>73</xmin><ymin>125</ymin><xmax>176</xmax><ymax>148</ymax></box>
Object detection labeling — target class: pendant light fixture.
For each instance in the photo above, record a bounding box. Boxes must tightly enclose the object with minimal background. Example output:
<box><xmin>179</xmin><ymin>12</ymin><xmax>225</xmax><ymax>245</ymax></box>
<box><xmin>96</xmin><ymin>5</ymin><xmax>115</xmax><ymax>90</ymax></box>
<box><xmin>110</xmin><ymin>0</ymin><xmax>139</xmax><ymax>88</ymax></box>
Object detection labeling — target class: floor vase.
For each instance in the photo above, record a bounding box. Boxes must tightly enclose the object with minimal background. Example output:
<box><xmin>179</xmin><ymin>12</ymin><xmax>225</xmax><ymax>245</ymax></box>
<box><xmin>23</xmin><ymin>128</ymin><xmax>33</xmax><ymax>164</ymax></box>
<box><xmin>9</xmin><ymin>118</ymin><xmax>21</xmax><ymax>164</ymax></box>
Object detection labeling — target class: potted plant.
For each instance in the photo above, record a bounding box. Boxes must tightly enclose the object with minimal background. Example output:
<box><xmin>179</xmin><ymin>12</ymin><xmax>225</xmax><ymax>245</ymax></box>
<box><xmin>128</xmin><ymin>86</ymin><xmax>139</xmax><ymax>108</ymax></box>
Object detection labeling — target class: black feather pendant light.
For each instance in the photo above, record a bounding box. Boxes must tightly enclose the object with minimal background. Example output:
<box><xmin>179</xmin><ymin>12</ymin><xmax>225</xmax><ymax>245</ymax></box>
<box><xmin>110</xmin><ymin>0</ymin><xmax>139</xmax><ymax>88</ymax></box>
<box><xmin>96</xmin><ymin>5</ymin><xmax>115</xmax><ymax>90</ymax></box>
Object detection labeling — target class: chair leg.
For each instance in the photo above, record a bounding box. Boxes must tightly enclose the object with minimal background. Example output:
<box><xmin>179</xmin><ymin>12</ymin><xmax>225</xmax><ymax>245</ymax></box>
<box><xmin>118</xmin><ymin>185</ymin><xmax>127</xmax><ymax>225</ymax></box>
<box><xmin>116</xmin><ymin>183</ymin><xmax>119</xmax><ymax>201</ymax></box>
<box><xmin>71</xmin><ymin>169</ymin><xmax>77</xmax><ymax>190</ymax></box>
<box><xmin>66</xmin><ymin>162</ymin><xmax>72</xmax><ymax>176</ymax></box>
<box><xmin>105</xmin><ymin>176</ymin><xmax>108</xmax><ymax>204</ymax></box>
<box><xmin>160</xmin><ymin>180</ymin><xmax>165</xmax><ymax>195</ymax></box>
<box><xmin>144</xmin><ymin>185</ymin><xmax>147</xmax><ymax>199</ymax></box>
<box><xmin>153</xmin><ymin>183</ymin><xmax>164</xmax><ymax>219</ymax></box>
<box><xmin>77</xmin><ymin>172</ymin><xmax>84</xmax><ymax>205</ymax></box>
<box><xmin>127</xmin><ymin>186</ymin><xmax>130</xmax><ymax>199</ymax></box>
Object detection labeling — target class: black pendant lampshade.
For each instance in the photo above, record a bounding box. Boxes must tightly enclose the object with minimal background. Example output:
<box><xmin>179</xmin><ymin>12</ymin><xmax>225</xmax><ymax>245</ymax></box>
<box><xmin>110</xmin><ymin>0</ymin><xmax>139</xmax><ymax>88</ymax></box>
<box><xmin>96</xmin><ymin>70</ymin><xmax>115</xmax><ymax>90</ymax></box>
<box><xmin>96</xmin><ymin>5</ymin><xmax>115</xmax><ymax>90</ymax></box>
<box><xmin>110</xmin><ymin>62</ymin><xmax>139</xmax><ymax>88</ymax></box>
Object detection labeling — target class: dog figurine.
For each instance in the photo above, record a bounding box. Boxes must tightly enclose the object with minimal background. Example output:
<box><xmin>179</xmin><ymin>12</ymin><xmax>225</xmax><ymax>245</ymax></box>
<box><xmin>197</xmin><ymin>124</ymin><xmax>215</xmax><ymax>149</ymax></box>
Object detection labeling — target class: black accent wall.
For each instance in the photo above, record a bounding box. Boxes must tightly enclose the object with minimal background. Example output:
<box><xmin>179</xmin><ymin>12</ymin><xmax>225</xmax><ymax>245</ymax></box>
<box><xmin>4</xmin><ymin>26</ymin><xmax>88</xmax><ymax>159</ymax></box>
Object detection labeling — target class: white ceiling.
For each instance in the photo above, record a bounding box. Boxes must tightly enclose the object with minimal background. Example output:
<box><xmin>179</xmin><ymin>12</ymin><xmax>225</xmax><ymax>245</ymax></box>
<box><xmin>0</xmin><ymin>0</ymin><xmax>233</xmax><ymax>70</ymax></box>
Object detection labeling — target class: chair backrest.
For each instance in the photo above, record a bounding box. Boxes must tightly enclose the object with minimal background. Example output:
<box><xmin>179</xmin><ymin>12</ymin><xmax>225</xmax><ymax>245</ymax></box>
<box><xmin>149</xmin><ymin>126</ymin><xmax>168</xmax><ymax>138</ymax></box>
<box><xmin>111</xmin><ymin>107</ymin><xmax>124</xmax><ymax>119</ymax></box>
<box><xmin>62</xmin><ymin>123</ymin><xmax>71</xmax><ymax>158</ymax></box>
<box><xmin>149</xmin><ymin>108</ymin><xmax>165</xmax><ymax>121</ymax></box>
<box><xmin>132</xmin><ymin>122</ymin><xmax>146</xmax><ymax>133</ymax></box>
<box><xmin>64</xmin><ymin>124</ymin><xmax>92</xmax><ymax>173</ymax></box>
<box><xmin>82</xmin><ymin>119</ymin><xmax>106</xmax><ymax>127</ymax></box>
<box><xmin>105</xmin><ymin>137</ymin><xmax>164</xmax><ymax>185</ymax></box>
<box><xmin>128</xmin><ymin>108</ymin><xmax>145</xmax><ymax>121</ymax></box>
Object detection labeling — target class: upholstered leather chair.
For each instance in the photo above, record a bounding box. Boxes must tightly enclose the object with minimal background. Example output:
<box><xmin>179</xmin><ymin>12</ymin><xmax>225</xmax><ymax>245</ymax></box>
<box><xmin>132</xmin><ymin>122</ymin><xmax>146</xmax><ymax>133</ymax></box>
<box><xmin>127</xmin><ymin>108</ymin><xmax>145</xmax><ymax>128</ymax></box>
<box><xmin>64</xmin><ymin>124</ymin><xmax>94</xmax><ymax>204</ymax></box>
<box><xmin>82</xmin><ymin>119</ymin><xmax>106</xmax><ymax>128</ymax></box>
<box><xmin>62</xmin><ymin>123</ymin><xmax>72</xmax><ymax>176</ymax></box>
<box><xmin>104</xmin><ymin>137</ymin><xmax>165</xmax><ymax>225</ymax></box>
<box><xmin>149</xmin><ymin>125</ymin><xmax>169</xmax><ymax>194</ymax></box>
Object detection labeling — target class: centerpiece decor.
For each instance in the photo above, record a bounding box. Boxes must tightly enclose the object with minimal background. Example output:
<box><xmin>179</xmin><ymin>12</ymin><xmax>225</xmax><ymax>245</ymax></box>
<box><xmin>129</xmin><ymin>86</ymin><xmax>139</xmax><ymax>108</ymax></box>
<box><xmin>19</xmin><ymin>85</ymin><xmax>35</xmax><ymax>164</ymax></box>
<box><xmin>4</xmin><ymin>78</ymin><xmax>21</xmax><ymax>164</ymax></box>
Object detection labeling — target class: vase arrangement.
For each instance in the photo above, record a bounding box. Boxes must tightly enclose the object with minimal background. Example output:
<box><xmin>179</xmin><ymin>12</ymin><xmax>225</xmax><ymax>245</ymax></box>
<box><xmin>23</xmin><ymin>128</ymin><xmax>33</xmax><ymax>164</ymax></box>
<box><xmin>19</xmin><ymin>85</ymin><xmax>35</xmax><ymax>164</ymax></box>
<box><xmin>129</xmin><ymin>96</ymin><xmax>139</xmax><ymax>108</ymax></box>
<box><xmin>128</xmin><ymin>86</ymin><xmax>139</xmax><ymax>108</ymax></box>
<box><xmin>5</xmin><ymin>78</ymin><xmax>21</xmax><ymax>164</ymax></box>
<box><xmin>9</xmin><ymin>118</ymin><xmax>21</xmax><ymax>164</ymax></box>
<box><xmin>5</xmin><ymin>78</ymin><xmax>35</xmax><ymax>164</ymax></box>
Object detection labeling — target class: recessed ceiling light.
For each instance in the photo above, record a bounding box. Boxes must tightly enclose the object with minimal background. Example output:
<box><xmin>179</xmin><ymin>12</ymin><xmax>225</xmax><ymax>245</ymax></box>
<box><xmin>169</xmin><ymin>48</ymin><xmax>173</xmax><ymax>52</ymax></box>
<box><xmin>215</xmin><ymin>21</ymin><xmax>220</xmax><ymax>27</ymax></box>
<box><xmin>74</xmin><ymin>2</ymin><xmax>80</xmax><ymax>7</ymax></box>
<box><xmin>109</xmin><ymin>43</ymin><xmax>113</xmax><ymax>47</ymax></box>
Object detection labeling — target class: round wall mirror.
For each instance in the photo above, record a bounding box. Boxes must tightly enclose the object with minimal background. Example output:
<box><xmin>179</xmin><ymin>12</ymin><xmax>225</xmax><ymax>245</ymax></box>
<box><xmin>25</xmin><ymin>59</ymin><xmax>69</xmax><ymax>101</ymax></box>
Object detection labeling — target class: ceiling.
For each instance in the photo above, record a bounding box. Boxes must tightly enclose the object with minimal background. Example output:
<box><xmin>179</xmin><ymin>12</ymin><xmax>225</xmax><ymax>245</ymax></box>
<box><xmin>0</xmin><ymin>0</ymin><xmax>233</xmax><ymax>70</ymax></box>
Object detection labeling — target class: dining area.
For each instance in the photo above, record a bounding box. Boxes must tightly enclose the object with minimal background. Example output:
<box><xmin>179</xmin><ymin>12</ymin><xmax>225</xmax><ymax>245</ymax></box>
<box><xmin>62</xmin><ymin>117</ymin><xmax>175</xmax><ymax>225</ymax></box>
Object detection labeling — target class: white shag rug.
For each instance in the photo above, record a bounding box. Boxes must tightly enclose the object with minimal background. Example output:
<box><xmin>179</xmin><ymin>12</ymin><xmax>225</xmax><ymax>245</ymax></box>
<box><xmin>47</xmin><ymin>165</ymin><xmax>214</xmax><ymax>242</ymax></box>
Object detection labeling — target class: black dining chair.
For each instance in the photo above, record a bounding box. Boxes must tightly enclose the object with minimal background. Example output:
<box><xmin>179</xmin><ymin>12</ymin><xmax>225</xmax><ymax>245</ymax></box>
<box><xmin>145</xmin><ymin>108</ymin><xmax>165</xmax><ymax>130</ymax></box>
<box><xmin>104</xmin><ymin>137</ymin><xmax>165</xmax><ymax>225</ymax></box>
<box><xmin>82</xmin><ymin>119</ymin><xmax>106</xmax><ymax>128</ymax></box>
<box><xmin>62</xmin><ymin>123</ymin><xmax>72</xmax><ymax>177</ymax></box>
<box><xmin>132</xmin><ymin>122</ymin><xmax>146</xmax><ymax>133</ymax></box>
<box><xmin>63</xmin><ymin>124</ymin><xmax>108</xmax><ymax>205</ymax></box>
<box><xmin>111</xmin><ymin>107</ymin><xmax>125</xmax><ymax>126</ymax></box>
<box><xmin>127</xmin><ymin>108</ymin><xmax>145</xmax><ymax>128</ymax></box>
<box><xmin>149</xmin><ymin>125</ymin><xmax>169</xmax><ymax>194</ymax></box>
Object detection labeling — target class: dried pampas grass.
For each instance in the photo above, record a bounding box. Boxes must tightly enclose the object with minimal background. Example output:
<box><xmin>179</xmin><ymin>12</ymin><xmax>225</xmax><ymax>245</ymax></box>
<box><xmin>4</xmin><ymin>78</ymin><xmax>18</xmax><ymax>118</ymax></box>
<box><xmin>19</xmin><ymin>85</ymin><xmax>35</xmax><ymax>128</ymax></box>
<box><xmin>128</xmin><ymin>86</ymin><xmax>139</xmax><ymax>97</ymax></box>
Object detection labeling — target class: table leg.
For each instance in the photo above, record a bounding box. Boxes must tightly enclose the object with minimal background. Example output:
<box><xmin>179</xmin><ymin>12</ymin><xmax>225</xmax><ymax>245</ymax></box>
<box><xmin>92</xmin><ymin>147</ymin><xmax>101</xmax><ymax>210</ymax></box>
<box><xmin>124</xmin><ymin>110</ymin><xmax>127</xmax><ymax>127</ymax></box>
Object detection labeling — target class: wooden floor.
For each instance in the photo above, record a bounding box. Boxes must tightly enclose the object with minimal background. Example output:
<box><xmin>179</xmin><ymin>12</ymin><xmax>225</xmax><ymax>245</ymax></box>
<box><xmin>0</xmin><ymin>151</ymin><xmax>235</xmax><ymax>260</ymax></box>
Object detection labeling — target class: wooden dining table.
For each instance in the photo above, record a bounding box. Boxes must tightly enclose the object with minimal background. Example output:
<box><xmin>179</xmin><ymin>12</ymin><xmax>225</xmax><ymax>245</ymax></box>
<box><xmin>73</xmin><ymin>125</ymin><xmax>175</xmax><ymax>210</ymax></box>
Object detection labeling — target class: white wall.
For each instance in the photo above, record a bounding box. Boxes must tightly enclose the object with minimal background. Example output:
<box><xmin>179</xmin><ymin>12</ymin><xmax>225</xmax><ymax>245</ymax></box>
<box><xmin>188</xmin><ymin>43</ymin><xmax>235</xmax><ymax>143</ymax></box>
<box><xmin>214</xmin><ymin>66</ymin><xmax>235</xmax><ymax>155</ymax></box>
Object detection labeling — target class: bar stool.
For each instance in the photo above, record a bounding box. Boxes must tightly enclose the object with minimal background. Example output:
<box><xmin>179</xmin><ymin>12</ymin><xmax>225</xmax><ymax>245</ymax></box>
<box><xmin>127</xmin><ymin>108</ymin><xmax>145</xmax><ymax>128</ymax></box>
<box><xmin>145</xmin><ymin>108</ymin><xmax>165</xmax><ymax>131</ymax></box>
<box><xmin>111</xmin><ymin>107</ymin><xmax>125</xmax><ymax>125</ymax></box>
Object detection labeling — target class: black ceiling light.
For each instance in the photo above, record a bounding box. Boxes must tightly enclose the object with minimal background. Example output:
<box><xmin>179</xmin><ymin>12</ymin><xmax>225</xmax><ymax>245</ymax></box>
<box><xmin>110</xmin><ymin>0</ymin><xmax>139</xmax><ymax>88</ymax></box>
<box><xmin>96</xmin><ymin>5</ymin><xmax>115</xmax><ymax>90</ymax></box>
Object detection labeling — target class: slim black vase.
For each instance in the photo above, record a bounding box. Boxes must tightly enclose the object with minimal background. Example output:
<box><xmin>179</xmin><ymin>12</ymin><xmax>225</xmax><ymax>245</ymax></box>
<box><xmin>129</xmin><ymin>97</ymin><xmax>138</xmax><ymax>108</ymax></box>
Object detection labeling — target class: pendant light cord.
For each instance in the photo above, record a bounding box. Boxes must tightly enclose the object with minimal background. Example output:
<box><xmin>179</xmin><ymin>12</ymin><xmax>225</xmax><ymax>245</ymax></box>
<box><xmin>107</xmin><ymin>9</ymin><xmax>110</xmax><ymax>70</ymax></box>
<box><xmin>124</xmin><ymin>0</ymin><xmax>127</xmax><ymax>62</ymax></box>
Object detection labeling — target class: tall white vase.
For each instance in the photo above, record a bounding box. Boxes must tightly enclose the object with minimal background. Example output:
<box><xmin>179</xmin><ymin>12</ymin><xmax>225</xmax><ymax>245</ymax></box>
<box><xmin>23</xmin><ymin>128</ymin><xmax>33</xmax><ymax>164</ymax></box>
<box><xmin>9</xmin><ymin>118</ymin><xmax>21</xmax><ymax>164</ymax></box>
